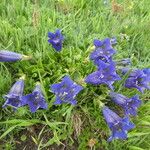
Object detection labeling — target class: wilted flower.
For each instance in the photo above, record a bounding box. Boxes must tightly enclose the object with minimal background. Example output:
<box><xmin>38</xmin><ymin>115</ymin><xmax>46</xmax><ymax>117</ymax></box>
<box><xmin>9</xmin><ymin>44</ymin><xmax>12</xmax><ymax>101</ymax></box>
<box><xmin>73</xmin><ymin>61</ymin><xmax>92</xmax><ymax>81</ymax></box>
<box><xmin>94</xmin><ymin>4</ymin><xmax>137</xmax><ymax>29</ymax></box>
<box><xmin>110</xmin><ymin>37</ymin><xmax>117</xmax><ymax>45</ymax></box>
<box><xmin>121</xmin><ymin>67</ymin><xmax>131</xmax><ymax>75</ymax></box>
<box><xmin>115</xmin><ymin>58</ymin><xmax>131</xmax><ymax>66</ymax></box>
<box><xmin>110</xmin><ymin>92</ymin><xmax>141</xmax><ymax>116</ymax></box>
<box><xmin>103</xmin><ymin>0</ymin><xmax>109</xmax><ymax>5</ymax></box>
<box><xmin>50</xmin><ymin>76</ymin><xmax>83</xmax><ymax>105</ymax></box>
<box><xmin>102</xmin><ymin>106</ymin><xmax>135</xmax><ymax>141</ymax></box>
<box><xmin>2</xmin><ymin>76</ymin><xmax>25</xmax><ymax>110</ymax></box>
<box><xmin>48</xmin><ymin>29</ymin><xmax>64</xmax><ymax>51</ymax></box>
<box><xmin>85</xmin><ymin>62</ymin><xmax>121</xmax><ymax>90</ymax></box>
<box><xmin>0</xmin><ymin>50</ymin><xmax>31</xmax><ymax>62</ymax></box>
<box><xmin>22</xmin><ymin>83</ymin><xmax>48</xmax><ymax>113</ymax></box>
<box><xmin>125</xmin><ymin>69</ymin><xmax>150</xmax><ymax>93</ymax></box>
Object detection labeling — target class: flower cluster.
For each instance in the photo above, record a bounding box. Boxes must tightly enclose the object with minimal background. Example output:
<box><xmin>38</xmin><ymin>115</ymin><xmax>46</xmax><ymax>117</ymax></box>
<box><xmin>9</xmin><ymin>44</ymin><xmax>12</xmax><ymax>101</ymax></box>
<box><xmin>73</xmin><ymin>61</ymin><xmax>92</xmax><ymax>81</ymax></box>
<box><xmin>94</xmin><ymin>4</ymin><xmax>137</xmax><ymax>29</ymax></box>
<box><xmin>1</xmin><ymin>29</ymin><xmax>149</xmax><ymax>142</ymax></box>
<box><xmin>84</xmin><ymin>37</ymin><xmax>145</xmax><ymax>141</ymax></box>
<box><xmin>85</xmin><ymin>38</ymin><xmax>121</xmax><ymax>90</ymax></box>
<box><xmin>2</xmin><ymin>76</ymin><xmax>47</xmax><ymax>113</ymax></box>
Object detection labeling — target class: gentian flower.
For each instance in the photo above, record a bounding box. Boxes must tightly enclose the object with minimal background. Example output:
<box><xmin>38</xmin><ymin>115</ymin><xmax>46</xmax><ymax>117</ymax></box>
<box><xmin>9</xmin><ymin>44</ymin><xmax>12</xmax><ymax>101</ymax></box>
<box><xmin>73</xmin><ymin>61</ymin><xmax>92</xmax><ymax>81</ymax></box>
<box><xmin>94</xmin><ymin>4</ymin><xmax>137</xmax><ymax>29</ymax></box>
<box><xmin>50</xmin><ymin>76</ymin><xmax>83</xmax><ymax>105</ymax></box>
<box><xmin>90</xmin><ymin>38</ymin><xmax>116</xmax><ymax>66</ymax></box>
<box><xmin>125</xmin><ymin>69</ymin><xmax>150</xmax><ymax>93</ymax></box>
<box><xmin>110</xmin><ymin>92</ymin><xmax>142</xmax><ymax>116</ymax></box>
<box><xmin>48</xmin><ymin>29</ymin><xmax>64</xmax><ymax>51</ymax></box>
<box><xmin>143</xmin><ymin>68</ymin><xmax>150</xmax><ymax>81</ymax></box>
<box><xmin>2</xmin><ymin>76</ymin><xmax>25</xmax><ymax>110</ymax></box>
<box><xmin>102</xmin><ymin>106</ymin><xmax>135</xmax><ymax>141</ymax></box>
<box><xmin>22</xmin><ymin>83</ymin><xmax>48</xmax><ymax>113</ymax></box>
<box><xmin>0</xmin><ymin>50</ymin><xmax>31</xmax><ymax>62</ymax></box>
<box><xmin>85</xmin><ymin>62</ymin><xmax>121</xmax><ymax>90</ymax></box>
<box><xmin>90</xmin><ymin>50</ymin><xmax>113</xmax><ymax>66</ymax></box>
<box><xmin>93</xmin><ymin>38</ymin><xmax>116</xmax><ymax>57</ymax></box>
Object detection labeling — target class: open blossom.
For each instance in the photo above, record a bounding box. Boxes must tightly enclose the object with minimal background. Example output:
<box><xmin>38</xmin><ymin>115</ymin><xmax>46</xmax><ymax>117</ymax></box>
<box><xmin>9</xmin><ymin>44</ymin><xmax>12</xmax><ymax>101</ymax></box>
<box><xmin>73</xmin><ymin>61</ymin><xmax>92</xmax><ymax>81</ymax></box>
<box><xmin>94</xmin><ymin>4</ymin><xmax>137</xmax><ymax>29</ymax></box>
<box><xmin>110</xmin><ymin>92</ymin><xmax>142</xmax><ymax>116</ymax></box>
<box><xmin>102</xmin><ymin>106</ymin><xmax>135</xmax><ymax>141</ymax></box>
<box><xmin>90</xmin><ymin>38</ymin><xmax>116</xmax><ymax>66</ymax></box>
<box><xmin>0</xmin><ymin>50</ymin><xmax>31</xmax><ymax>62</ymax></box>
<box><xmin>125</xmin><ymin>69</ymin><xmax>150</xmax><ymax>93</ymax></box>
<box><xmin>48</xmin><ymin>29</ymin><xmax>64</xmax><ymax>51</ymax></box>
<box><xmin>90</xmin><ymin>50</ymin><xmax>113</xmax><ymax>66</ymax></box>
<box><xmin>93</xmin><ymin>38</ymin><xmax>116</xmax><ymax>56</ymax></box>
<box><xmin>22</xmin><ymin>83</ymin><xmax>48</xmax><ymax>113</ymax></box>
<box><xmin>2</xmin><ymin>76</ymin><xmax>25</xmax><ymax>110</ymax></box>
<box><xmin>85</xmin><ymin>62</ymin><xmax>121</xmax><ymax>90</ymax></box>
<box><xmin>50</xmin><ymin>76</ymin><xmax>83</xmax><ymax>105</ymax></box>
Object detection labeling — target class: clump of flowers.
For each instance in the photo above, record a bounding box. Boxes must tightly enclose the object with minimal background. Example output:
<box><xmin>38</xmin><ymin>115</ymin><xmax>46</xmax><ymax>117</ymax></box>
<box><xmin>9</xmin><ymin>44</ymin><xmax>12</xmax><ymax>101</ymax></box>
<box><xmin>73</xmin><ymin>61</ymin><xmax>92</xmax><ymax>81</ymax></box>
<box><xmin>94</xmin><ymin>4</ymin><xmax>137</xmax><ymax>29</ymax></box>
<box><xmin>1</xmin><ymin>33</ymin><xmax>149</xmax><ymax>143</ymax></box>
<box><xmin>84</xmin><ymin>37</ymin><xmax>148</xmax><ymax>141</ymax></box>
<box><xmin>85</xmin><ymin>38</ymin><xmax>121</xmax><ymax>90</ymax></box>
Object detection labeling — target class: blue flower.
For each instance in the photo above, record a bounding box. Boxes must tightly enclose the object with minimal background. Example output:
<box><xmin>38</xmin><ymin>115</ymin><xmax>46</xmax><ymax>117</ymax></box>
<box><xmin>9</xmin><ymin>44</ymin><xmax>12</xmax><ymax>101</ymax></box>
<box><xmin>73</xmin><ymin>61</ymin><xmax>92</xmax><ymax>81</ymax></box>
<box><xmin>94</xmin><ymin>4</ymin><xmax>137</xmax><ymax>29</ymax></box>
<box><xmin>110</xmin><ymin>92</ymin><xmax>142</xmax><ymax>116</ymax></box>
<box><xmin>93</xmin><ymin>38</ymin><xmax>116</xmax><ymax>56</ymax></box>
<box><xmin>90</xmin><ymin>38</ymin><xmax>116</xmax><ymax>66</ymax></box>
<box><xmin>102</xmin><ymin>106</ymin><xmax>135</xmax><ymax>141</ymax></box>
<box><xmin>22</xmin><ymin>83</ymin><xmax>48</xmax><ymax>113</ymax></box>
<box><xmin>90</xmin><ymin>50</ymin><xmax>113</xmax><ymax>66</ymax></box>
<box><xmin>85</xmin><ymin>62</ymin><xmax>121</xmax><ymax>90</ymax></box>
<box><xmin>125</xmin><ymin>69</ymin><xmax>150</xmax><ymax>93</ymax></box>
<box><xmin>48</xmin><ymin>29</ymin><xmax>64</xmax><ymax>51</ymax></box>
<box><xmin>2</xmin><ymin>76</ymin><xmax>25</xmax><ymax>110</ymax></box>
<box><xmin>0</xmin><ymin>50</ymin><xmax>31</xmax><ymax>62</ymax></box>
<box><xmin>50</xmin><ymin>76</ymin><xmax>83</xmax><ymax>105</ymax></box>
<box><xmin>143</xmin><ymin>68</ymin><xmax>150</xmax><ymax>81</ymax></box>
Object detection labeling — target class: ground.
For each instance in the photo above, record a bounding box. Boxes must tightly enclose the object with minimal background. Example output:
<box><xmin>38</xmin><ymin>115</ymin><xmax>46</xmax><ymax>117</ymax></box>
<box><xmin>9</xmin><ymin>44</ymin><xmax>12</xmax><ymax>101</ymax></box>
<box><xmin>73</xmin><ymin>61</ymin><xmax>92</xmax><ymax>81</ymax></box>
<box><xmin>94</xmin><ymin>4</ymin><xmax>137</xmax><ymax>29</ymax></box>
<box><xmin>0</xmin><ymin>0</ymin><xmax>150</xmax><ymax>150</ymax></box>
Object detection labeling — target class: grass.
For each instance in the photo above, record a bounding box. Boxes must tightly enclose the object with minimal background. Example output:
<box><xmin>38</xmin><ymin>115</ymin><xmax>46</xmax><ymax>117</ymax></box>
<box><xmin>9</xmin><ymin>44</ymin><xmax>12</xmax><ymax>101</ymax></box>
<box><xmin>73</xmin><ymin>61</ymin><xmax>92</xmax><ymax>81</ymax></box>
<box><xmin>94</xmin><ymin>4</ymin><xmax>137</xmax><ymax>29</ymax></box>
<box><xmin>0</xmin><ymin>0</ymin><xmax>150</xmax><ymax>149</ymax></box>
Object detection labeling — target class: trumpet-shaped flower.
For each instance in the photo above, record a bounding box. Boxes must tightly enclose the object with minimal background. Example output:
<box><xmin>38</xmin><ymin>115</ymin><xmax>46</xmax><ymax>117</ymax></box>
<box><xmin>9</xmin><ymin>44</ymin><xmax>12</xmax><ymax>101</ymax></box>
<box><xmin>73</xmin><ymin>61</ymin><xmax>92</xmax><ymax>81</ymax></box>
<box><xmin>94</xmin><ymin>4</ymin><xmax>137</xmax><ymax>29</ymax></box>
<box><xmin>93</xmin><ymin>38</ymin><xmax>116</xmax><ymax>56</ymax></box>
<box><xmin>102</xmin><ymin>106</ymin><xmax>135</xmax><ymax>141</ymax></box>
<box><xmin>110</xmin><ymin>92</ymin><xmax>141</xmax><ymax>116</ymax></box>
<box><xmin>48</xmin><ymin>29</ymin><xmax>64</xmax><ymax>51</ymax></box>
<box><xmin>125</xmin><ymin>69</ymin><xmax>150</xmax><ymax>93</ymax></box>
<box><xmin>51</xmin><ymin>76</ymin><xmax>83</xmax><ymax>105</ymax></box>
<box><xmin>2</xmin><ymin>76</ymin><xmax>25</xmax><ymax>110</ymax></box>
<box><xmin>0</xmin><ymin>50</ymin><xmax>31</xmax><ymax>62</ymax></box>
<box><xmin>85</xmin><ymin>62</ymin><xmax>121</xmax><ymax>90</ymax></box>
<box><xmin>90</xmin><ymin>38</ymin><xmax>116</xmax><ymax>66</ymax></box>
<box><xmin>22</xmin><ymin>84</ymin><xmax>48</xmax><ymax>113</ymax></box>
